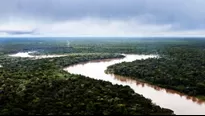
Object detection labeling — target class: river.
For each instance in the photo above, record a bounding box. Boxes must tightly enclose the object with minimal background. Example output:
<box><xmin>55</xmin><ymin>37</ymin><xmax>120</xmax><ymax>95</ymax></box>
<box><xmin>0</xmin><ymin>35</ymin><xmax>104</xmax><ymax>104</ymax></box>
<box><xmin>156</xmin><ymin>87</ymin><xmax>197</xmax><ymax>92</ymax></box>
<box><xmin>8</xmin><ymin>51</ymin><xmax>68</xmax><ymax>59</ymax></box>
<box><xmin>64</xmin><ymin>54</ymin><xmax>205</xmax><ymax>115</ymax></box>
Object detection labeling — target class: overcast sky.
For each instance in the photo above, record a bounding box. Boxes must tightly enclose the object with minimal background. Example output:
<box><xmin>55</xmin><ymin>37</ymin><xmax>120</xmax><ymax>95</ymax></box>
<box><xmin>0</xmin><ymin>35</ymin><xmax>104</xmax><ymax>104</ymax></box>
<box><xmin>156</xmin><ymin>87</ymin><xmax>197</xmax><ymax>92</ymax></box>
<box><xmin>0</xmin><ymin>0</ymin><xmax>205</xmax><ymax>37</ymax></box>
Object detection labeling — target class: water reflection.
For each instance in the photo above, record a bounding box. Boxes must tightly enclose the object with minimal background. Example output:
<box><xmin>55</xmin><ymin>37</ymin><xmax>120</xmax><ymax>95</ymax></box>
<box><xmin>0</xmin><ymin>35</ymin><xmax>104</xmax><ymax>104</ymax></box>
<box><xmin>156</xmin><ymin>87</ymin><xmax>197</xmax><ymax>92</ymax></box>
<box><xmin>64</xmin><ymin>54</ymin><xmax>205</xmax><ymax>115</ymax></box>
<box><xmin>113</xmin><ymin>74</ymin><xmax>205</xmax><ymax>105</ymax></box>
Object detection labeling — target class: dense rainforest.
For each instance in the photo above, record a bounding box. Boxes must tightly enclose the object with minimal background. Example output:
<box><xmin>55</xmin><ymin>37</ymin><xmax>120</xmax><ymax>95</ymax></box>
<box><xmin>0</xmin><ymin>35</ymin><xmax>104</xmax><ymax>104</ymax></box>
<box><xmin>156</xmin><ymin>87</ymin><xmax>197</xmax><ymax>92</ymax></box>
<box><xmin>0</xmin><ymin>37</ymin><xmax>198</xmax><ymax>55</ymax></box>
<box><xmin>107</xmin><ymin>47</ymin><xmax>205</xmax><ymax>100</ymax></box>
<box><xmin>0</xmin><ymin>53</ymin><xmax>174</xmax><ymax>115</ymax></box>
<box><xmin>1</xmin><ymin>37</ymin><xmax>205</xmax><ymax>115</ymax></box>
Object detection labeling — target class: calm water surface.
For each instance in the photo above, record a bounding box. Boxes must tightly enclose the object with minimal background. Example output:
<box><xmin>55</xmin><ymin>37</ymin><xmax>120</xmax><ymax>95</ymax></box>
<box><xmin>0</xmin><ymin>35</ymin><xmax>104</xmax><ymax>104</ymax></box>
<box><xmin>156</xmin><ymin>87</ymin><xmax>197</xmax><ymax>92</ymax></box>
<box><xmin>64</xmin><ymin>54</ymin><xmax>205</xmax><ymax>115</ymax></box>
<box><xmin>8</xmin><ymin>51</ymin><xmax>68</xmax><ymax>59</ymax></box>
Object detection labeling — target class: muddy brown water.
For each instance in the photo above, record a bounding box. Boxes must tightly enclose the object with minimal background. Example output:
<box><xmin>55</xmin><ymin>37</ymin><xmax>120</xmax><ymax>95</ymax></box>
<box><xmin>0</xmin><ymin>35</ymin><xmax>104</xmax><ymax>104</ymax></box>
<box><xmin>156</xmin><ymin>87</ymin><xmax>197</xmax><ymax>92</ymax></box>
<box><xmin>64</xmin><ymin>54</ymin><xmax>205</xmax><ymax>115</ymax></box>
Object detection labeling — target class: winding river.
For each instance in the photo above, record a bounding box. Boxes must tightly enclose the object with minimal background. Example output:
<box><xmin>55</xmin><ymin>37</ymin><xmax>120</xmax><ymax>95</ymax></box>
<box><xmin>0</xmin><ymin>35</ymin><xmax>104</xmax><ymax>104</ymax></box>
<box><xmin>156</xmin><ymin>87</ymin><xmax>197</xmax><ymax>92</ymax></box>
<box><xmin>64</xmin><ymin>54</ymin><xmax>205</xmax><ymax>115</ymax></box>
<box><xmin>9</xmin><ymin>52</ymin><xmax>205</xmax><ymax>114</ymax></box>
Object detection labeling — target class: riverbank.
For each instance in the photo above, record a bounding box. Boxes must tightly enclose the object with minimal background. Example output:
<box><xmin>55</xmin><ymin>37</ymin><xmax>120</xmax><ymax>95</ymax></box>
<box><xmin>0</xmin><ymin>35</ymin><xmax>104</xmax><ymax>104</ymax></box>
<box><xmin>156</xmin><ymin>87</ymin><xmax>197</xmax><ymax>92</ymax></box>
<box><xmin>0</xmin><ymin>53</ymin><xmax>174</xmax><ymax>115</ymax></box>
<box><xmin>106</xmin><ymin>48</ymin><xmax>205</xmax><ymax>102</ymax></box>
<box><xmin>65</xmin><ymin>54</ymin><xmax>205</xmax><ymax>115</ymax></box>
<box><xmin>107</xmin><ymin>64</ymin><xmax>205</xmax><ymax>102</ymax></box>
<box><xmin>107</xmin><ymin>67</ymin><xmax>205</xmax><ymax>101</ymax></box>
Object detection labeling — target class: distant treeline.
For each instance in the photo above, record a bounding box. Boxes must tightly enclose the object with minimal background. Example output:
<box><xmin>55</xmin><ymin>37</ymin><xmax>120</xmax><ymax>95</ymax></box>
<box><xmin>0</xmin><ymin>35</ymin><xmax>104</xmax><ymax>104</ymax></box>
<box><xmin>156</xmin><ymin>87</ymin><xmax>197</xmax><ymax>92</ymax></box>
<box><xmin>2</xmin><ymin>37</ymin><xmax>205</xmax><ymax>55</ymax></box>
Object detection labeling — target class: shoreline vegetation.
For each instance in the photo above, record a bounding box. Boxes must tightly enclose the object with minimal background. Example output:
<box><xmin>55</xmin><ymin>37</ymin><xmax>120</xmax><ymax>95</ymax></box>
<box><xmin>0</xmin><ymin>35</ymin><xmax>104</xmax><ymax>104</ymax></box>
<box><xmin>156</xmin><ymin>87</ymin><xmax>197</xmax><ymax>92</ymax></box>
<box><xmin>107</xmin><ymin>47</ymin><xmax>205</xmax><ymax>101</ymax></box>
<box><xmin>0</xmin><ymin>53</ymin><xmax>174</xmax><ymax>115</ymax></box>
<box><xmin>2</xmin><ymin>38</ymin><xmax>205</xmax><ymax>115</ymax></box>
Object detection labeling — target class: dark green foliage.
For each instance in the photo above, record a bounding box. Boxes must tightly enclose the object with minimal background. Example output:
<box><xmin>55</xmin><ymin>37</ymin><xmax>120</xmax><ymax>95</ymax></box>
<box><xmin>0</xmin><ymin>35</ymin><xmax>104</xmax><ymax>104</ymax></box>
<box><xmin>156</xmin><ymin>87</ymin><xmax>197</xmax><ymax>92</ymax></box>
<box><xmin>107</xmin><ymin>47</ymin><xmax>205</xmax><ymax>98</ymax></box>
<box><xmin>0</xmin><ymin>76</ymin><xmax>173</xmax><ymax>115</ymax></box>
<box><xmin>0</xmin><ymin>54</ymin><xmax>173</xmax><ymax>115</ymax></box>
<box><xmin>0</xmin><ymin>37</ymin><xmax>194</xmax><ymax>55</ymax></box>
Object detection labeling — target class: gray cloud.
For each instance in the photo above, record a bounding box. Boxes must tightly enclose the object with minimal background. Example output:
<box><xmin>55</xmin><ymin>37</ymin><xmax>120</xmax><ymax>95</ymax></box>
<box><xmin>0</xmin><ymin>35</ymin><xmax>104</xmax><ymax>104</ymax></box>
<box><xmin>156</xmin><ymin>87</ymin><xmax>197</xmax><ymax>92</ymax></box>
<box><xmin>0</xmin><ymin>29</ymin><xmax>36</xmax><ymax>35</ymax></box>
<box><xmin>0</xmin><ymin>0</ymin><xmax>205</xmax><ymax>36</ymax></box>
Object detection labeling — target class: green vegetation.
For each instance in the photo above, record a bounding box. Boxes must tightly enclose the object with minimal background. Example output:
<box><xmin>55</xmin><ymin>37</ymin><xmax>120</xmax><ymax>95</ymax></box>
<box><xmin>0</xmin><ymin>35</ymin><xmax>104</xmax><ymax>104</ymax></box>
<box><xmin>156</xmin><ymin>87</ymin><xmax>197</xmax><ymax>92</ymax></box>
<box><xmin>2</xmin><ymin>37</ymin><xmax>205</xmax><ymax>114</ymax></box>
<box><xmin>107</xmin><ymin>47</ymin><xmax>205</xmax><ymax>100</ymax></box>
<box><xmin>0</xmin><ymin>37</ymin><xmax>197</xmax><ymax>55</ymax></box>
<box><xmin>0</xmin><ymin>53</ymin><xmax>173</xmax><ymax>115</ymax></box>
